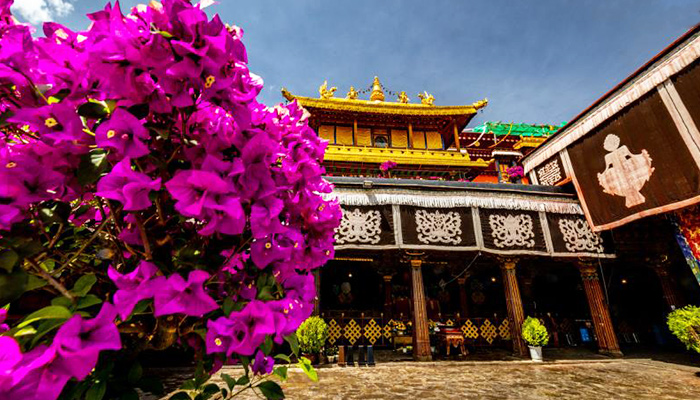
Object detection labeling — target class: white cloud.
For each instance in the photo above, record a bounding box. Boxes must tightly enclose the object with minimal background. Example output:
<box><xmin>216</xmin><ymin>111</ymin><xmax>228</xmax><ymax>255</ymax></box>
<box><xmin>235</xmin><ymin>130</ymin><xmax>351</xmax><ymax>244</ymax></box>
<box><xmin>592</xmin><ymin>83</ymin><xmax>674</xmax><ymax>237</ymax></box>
<box><xmin>10</xmin><ymin>0</ymin><xmax>74</xmax><ymax>25</ymax></box>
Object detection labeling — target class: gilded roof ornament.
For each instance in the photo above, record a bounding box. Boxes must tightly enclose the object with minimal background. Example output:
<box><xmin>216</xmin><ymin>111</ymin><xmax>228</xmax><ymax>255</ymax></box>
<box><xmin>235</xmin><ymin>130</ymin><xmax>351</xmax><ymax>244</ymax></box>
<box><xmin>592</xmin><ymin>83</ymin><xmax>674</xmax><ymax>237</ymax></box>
<box><xmin>397</xmin><ymin>91</ymin><xmax>410</xmax><ymax>104</ymax></box>
<box><xmin>418</xmin><ymin>91</ymin><xmax>435</xmax><ymax>106</ymax></box>
<box><xmin>370</xmin><ymin>76</ymin><xmax>385</xmax><ymax>102</ymax></box>
<box><xmin>472</xmin><ymin>98</ymin><xmax>488</xmax><ymax>109</ymax></box>
<box><xmin>319</xmin><ymin>80</ymin><xmax>337</xmax><ymax>99</ymax></box>
<box><xmin>346</xmin><ymin>86</ymin><xmax>359</xmax><ymax>100</ymax></box>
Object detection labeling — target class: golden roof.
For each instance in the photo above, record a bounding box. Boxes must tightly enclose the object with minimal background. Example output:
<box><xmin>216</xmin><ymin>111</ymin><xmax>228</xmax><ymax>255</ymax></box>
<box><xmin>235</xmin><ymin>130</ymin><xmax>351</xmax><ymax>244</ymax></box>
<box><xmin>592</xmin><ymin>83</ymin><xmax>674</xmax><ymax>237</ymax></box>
<box><xmin>281</xmin><ymin>76</ymin><xmax>488</xmax><ymax>117</ymax></box>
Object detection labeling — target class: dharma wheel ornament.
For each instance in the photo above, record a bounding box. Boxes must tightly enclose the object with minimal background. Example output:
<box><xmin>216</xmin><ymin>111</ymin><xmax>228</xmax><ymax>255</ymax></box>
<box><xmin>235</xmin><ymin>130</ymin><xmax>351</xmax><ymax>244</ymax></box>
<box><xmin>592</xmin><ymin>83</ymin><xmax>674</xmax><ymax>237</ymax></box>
<box><xmin>597</xmin><ymin>133</ymin><xmax>655</xmax><ymax>208</ymax></box>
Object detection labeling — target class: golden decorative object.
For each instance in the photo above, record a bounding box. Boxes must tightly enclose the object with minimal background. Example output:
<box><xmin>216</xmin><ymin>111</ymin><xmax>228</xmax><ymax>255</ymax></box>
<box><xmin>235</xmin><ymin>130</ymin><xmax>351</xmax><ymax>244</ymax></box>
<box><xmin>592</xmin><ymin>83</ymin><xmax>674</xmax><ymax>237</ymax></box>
<box><xmin>397</xmin><ymin>91</ymin><xmax>410</xmax><ymax>103</ymax></box>
<box><xmin>346</xmin><ymin>86</ymin><xmax>359</xmax><ymax>100</ymax></box>
<box><xmin>363</xmin><ymin>319</ymin><xmax>382</xmax><ymax>344</ymax></box>
<box><xmin>324</xmin><ymin>145</ymin><xmax>491</xmax><ymax>167</ymax></box>
<box><xmin>480</xmin><ymin>319</ymin><xmax>498</xmax><ymax>344</ymax></box>
<box><xmin>319</xmin><ymin>80</ymin><xmax>337</xmax><ymax>99</ymax></box>
<box><xmin>471</xmin><ymin>98</ymin><xmax>488</xmax><ymax>109</ymax></box>
<box><xmin>281</xmin><ymin>87</ymin><xmax>294</xmax><ymax>101</ymax></box>
<box><xmin>445</xmin><ymin>319</ymin><xmax>455</xmax><ymax>326</ymax></box>
<box><xmin>498</xmin><ymin>319</ymin><xmax>511</xmax><ymax>340</ymax></box>
<box><xmin>418</xmin><ymin>91</ymin><xmax>435</xmax><ymax>106</ymax></box>
<box><xmin>461</xmin><ymin>320</ymin><xmax>479</xmax><ymax>339</ymax></box>
<box><xmin>383</xmin><ymin>322</ymin><xmax>393</xmax><ymax>339</ymax></box>
<box><xmin>327</xmin><ymin>319</ymin><xmax>342</xmax><ymax>345</ymax></box>
<box><xmin>344</xmin><ymin>319</ymin><xmax>362</xmax><ymax>345</ymax></box>
<box><xmin>370</xmin><ymin>76</ymin><xmax>385</xmax><ymax>102</ymax></box>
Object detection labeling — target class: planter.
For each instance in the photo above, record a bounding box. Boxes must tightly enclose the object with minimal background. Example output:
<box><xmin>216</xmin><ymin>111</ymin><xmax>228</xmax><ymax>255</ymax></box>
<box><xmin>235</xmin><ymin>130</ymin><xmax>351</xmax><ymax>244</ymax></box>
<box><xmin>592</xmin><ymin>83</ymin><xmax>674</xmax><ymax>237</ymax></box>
<box><xmin>528</xmin><ymin>346</ymin><xmax>543</xmax><ymax>362</ymax></box>
<box><xmin>303</xmin><ymin>353</ymin><xmax>319</xmax><ymax>365</ymax></box>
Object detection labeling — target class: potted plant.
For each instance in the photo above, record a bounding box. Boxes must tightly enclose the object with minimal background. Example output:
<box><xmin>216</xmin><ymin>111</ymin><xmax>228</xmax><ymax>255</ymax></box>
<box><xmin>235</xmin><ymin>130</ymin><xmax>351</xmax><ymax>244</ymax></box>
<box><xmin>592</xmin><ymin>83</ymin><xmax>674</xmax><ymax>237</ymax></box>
<box><xmin>324</xmin><ymin>346</ymin><xmax>339</xmax><ymax>363</ymax></box>
<box><xmin>667</xmin><ymin>305</ymin><xmax>700</xmax><ymax>353</ymax></box>
<box><xmin>296</xmin><ymin>316</ymin><xmax>328</xmax><ymax>365</ymax></box>
<box><xmin>522</xmin><ymin>316</ymin><xmax>549</xmax><ymax>362</ymax></box>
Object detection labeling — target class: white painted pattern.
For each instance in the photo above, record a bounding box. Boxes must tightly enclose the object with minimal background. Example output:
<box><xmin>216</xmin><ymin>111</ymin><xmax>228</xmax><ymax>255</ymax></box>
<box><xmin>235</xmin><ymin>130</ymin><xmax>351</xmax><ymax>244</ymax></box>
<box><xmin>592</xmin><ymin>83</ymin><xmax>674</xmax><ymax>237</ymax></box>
<box><xmin>415</xmin><ymin>209</ymin><xmax>462</xmax><ymax>245</ymax></box>
<box><xmin>558</xmin><ymin>219</ymin><xmax>604</xmax><ymax>253</ymax></box>
<box><xmin>488</xmin><ymin>214</ymin><xmax>536</xmax><ymax>248</ymax></box>
<box><xmin>335</xmin><ymin>208</ymin><xmax>382</xmax><ymax>244</ymax></box>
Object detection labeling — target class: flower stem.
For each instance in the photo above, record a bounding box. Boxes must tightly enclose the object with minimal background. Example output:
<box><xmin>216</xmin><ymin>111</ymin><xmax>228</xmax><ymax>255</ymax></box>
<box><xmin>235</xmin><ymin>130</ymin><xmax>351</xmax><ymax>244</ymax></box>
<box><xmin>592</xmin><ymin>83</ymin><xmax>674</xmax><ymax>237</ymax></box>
<box><xmin>25</xmin><ymin>258</ymin><xmax>75</xmax><ymax>302</ymax></box>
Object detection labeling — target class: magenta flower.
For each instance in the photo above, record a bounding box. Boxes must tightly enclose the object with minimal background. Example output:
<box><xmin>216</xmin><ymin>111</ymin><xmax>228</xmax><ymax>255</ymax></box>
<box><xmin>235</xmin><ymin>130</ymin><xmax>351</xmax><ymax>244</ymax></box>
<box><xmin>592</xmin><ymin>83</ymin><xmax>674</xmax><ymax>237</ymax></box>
<box><xmin>165</xmin><ymin>169</ymin><xmax>232</xmax><ymax>218</ymax></box>
<box><xmin>205</xmin><ymin>300</ymin><xmax>275</xmax><ymax>356</ymax></box>
<box><xmin>380</xmin><ymin>160</ymin><xmax>397</xmax><ymax>173</ymax></box>
<box><xmin>95</xmin><ymin>109</ymin><xmax>151</xmax><ymax>158</ymax></box>
<box><xmin>108</xmin><ymin>261</ymin><xmax>159</xmax><ymax>320</ymax></box>
<box><xmin>0</xmin><ymin>308</ymin><xmax>9</xmax><ymax>333</ymax></box>
<box><xmin>0</xmin><ymin>336</ymin><xmax>20</xmax><ymax>373</ymax></box>
<box><xmin>153</xmin><ymin>270</ymin><xmax>218</xmax><ymax>317</ymax></box>
<box><xmin>96</xmin><ymin>158</ymin><xmax>161</xmax><ymax>211</ymax></box>
<box><xmin>251</xmin><ymin>350</ymin><xmax>274</xmax><ymax>375</ymax></box>
<box><xmin>52</xmin><ymin>303</ymin><xmax>122</xmax><ymax>379</ymax></box>
<box><xmin>3</xmin><ymin>345</ymin><xmax>70</xmax><ymax>400</ymax></box>
<box><xmin>250</xmin><ymin>196</ymin><xmax>285</xmax><ymax>238</ymax></box>
<box><xmin>250</xmin><ymin>234</ymin><xmax>292</xmax><ymax>269</ymax></box>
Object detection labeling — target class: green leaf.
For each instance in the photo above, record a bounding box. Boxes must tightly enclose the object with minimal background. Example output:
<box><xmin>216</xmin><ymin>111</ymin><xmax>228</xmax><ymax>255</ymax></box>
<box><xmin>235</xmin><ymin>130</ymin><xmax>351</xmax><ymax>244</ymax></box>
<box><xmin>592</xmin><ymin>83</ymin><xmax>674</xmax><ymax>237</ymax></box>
<box><xmin>17</xmin><ymin>305</ymin><xmax>72</xmax><ymax>328</ymax></box>
<box><xmin>236</xmin><ymin>375</ymin><xmax>250</xmax><ymax>386</ymax></box>
<box><xmin>71</xmin><ymin>274</ymin><xmax>96</xmax><ymax>297</ymax></box>
<box><xmin>257</xmin><ymin>381</ymin><xmax>285</xmax><ymax>400</ymax></box>
<box><xmin>262</xmin><ymin>335</ymin><xmax>273</xmax><ymax>355</ymax></box>
<box><xmin>222</xmin><ymin>297</ymin><xmax>235</xmax><ymax>316</ymax></box>
<box><xmin>25</xmin><ymin>275</ymin><xmax>47</xmax><ymax>291</ymax></box>
<box><xmin>85</xmin><ymin>379</ymin><xmax>106</xmax><ymax>400</ymax></box>
<box><xmin>221</xmin><ymin>373</ymin><xmax>236</xmax><ymax>391</ymax></box>
<box><xmin>284</xmin><ymin>333</ymin><xmax>299</xmax><ymax>357</ymax></box>
<box><xmin>200</xmin><ymin>383</ymin><xmax>220</xmax><ymax>400</ymax></box>
<box><xmin>39</xmin><ymin>201</ymin><xmax>71</xmax><ymax>224</ymax></box>
<box><xmin>51</xmin><ymin>296</ymin><xmax>72</xmax><ymax>308</ymax></box>
<box><xmin>273</xmin><ymin>354</ymin><xmax>291</xmax><ymax>363</ymax></box>
<box><xmin>273</xmin><ymin>366</ymin><xmax>288</xmax><ymax>381</ymax></box>
<box><xmin>168</xmin><ymin>392</ymin><xmax>192</xmax><ymax>400</ymax></box>
<box><xmin>157</xmin><ymin>30</ymin><xmax>174</xmax><ymax>39</ymax></box>
<box><xmin>31</xmin><ymin>318</ymin><xmax>67</xmax><ymax>346</ymax></box>
<box><xmin>127</xmin><ymin>361</ymin><xmax>143</xmax><ymax>385</ymax></box>
<box><xmin>13</xmin><ymin>326</ymin><xmax>37</xmax><ymax>337</ymax></box>
<box><xmin>0</xmin><ymin>268</ymin><xmax>27</xmax><ymax>305</ymax></box>
<box><xmin>0</xmin><ymin>250</ymin><xmax>19</xmax><ymax>273</ymax></box>
<box><xmin>78</xmin><ymin>149</ymin><xmax>109</xmax><ymax>185</ymax></box>
<box><xmin>77</xmin><ymin>101</ymin><xmax>109</xmax><ymax>119</ymax></box>
<box><xmin>77</xmin><ymin>294</ymin><xmax>102</xmax><ymax>309</ymax></box>
<box><xmin>298</xmin><ymin>357</ymin><xmax>318</xmax><ymax>382</ymax></box>
<box><xmin>180</xmin><ymin>379</ymin><xmax>197</xmax><ymax>390</ymax></box>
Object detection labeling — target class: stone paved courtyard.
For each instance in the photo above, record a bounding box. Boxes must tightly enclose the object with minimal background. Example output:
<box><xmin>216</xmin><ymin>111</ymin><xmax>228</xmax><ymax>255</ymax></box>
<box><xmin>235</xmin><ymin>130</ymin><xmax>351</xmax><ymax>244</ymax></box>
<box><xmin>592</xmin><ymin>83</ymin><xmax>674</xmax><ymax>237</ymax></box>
<box><xmin>212</xmin><ymin>357</ymin><xmax>700</xmax><ymax>400</ymax></box>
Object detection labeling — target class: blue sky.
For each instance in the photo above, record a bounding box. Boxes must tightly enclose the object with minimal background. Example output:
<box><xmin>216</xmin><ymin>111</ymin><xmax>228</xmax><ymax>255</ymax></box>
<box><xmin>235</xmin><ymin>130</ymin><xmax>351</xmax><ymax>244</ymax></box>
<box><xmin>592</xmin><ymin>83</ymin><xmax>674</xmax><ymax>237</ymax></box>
<box><xmin>10</xmin><ymin>0</ymin><xmax>700</xmax><ymax>127</ymax></box>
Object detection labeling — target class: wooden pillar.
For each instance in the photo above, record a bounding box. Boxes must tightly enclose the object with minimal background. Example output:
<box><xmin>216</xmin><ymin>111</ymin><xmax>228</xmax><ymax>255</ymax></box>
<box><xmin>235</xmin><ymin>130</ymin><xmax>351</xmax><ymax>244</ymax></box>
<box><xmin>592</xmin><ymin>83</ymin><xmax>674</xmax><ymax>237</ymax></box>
<box><xmin>453</xmin><ymin>120</ymin><xmax>461</xmax><ymax>151</ymax></box>
<box><xmin>313</xmin><ymin>269</ymin><xmax>321</xmax><ymax>316</ymax></box>
<box><xmin>653</xmin><ymin>263</ymin><xmax>684</xmax><ymax>311</ymax></box>
<box><xmin>457</xmin><ymin>276</ymin><xmax>469</xmax><ymax>318</ymax></box>
<box><xmin>383</xmin><ymin>275</ymin><xmax>393</xmax><ymax>318</ymax></box>
<box><xmin>408</xmin><ymin>122</ymin><xmax>414</xmax><ymax>149</ymax></box>
<box><xmin>410</xmin><ymin>259</ymin><xmax>432</xmax><ymax>361</ymax></box>
<box><xmin>499</xmin><ymin>258</ymin><xmax>527</xmax><ymax>357</ymax></box>
<box><xmin>578</xmin><ymin>261</ymin><xmax>622</xmax><ymax>357</ymax></box>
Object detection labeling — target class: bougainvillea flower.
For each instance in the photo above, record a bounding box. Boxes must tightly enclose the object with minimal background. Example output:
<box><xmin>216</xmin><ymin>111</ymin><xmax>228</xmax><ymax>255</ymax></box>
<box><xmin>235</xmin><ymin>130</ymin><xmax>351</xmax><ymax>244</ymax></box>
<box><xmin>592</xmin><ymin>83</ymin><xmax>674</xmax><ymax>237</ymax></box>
<box><xmin>198</xmin><ymin>195</ymin><xmax>246</xmax><ymax>236</ymax></box>
<box><xmin>165</xmin><ymin>169</ymin><xmax>232</xmax><ymax>218</ymax></box>
<box><xmin>219</xmin><ymin>300</ymin><xmax>275</xmax><ymax>356</ymax></box>
<box><xmin>251</xmin><ymin>350</ymin><xmax>274</xmax><ymax>376</ymax></box>
<box><xmin>0</xmin><ymin>308</ymin><xmax>8</xmax><ymax>333</ymax></box>
<box><xmin>0</xmin><ymin>336</ymin><xmax>20</xmax><ymax>372</ymax></box>
<box><xmin>9</xmin><ymin>104</ymin><xmax>87</xmax><ymax>145</ymax></box>
<box><xmin>153</xmin><ymin>270</ymin><xmax>218</xmax><ymax>317</ymax></box>
<box><xmin>95</xmin><ymin>109</ymin><xmax>151</xmax><ymax>158</ymax></box>
<box><xmin>108</xmin><ymin>261</ymin><xmax>159</xmax><ymax>320</ymax></box>
<box><xmin>96</xmin><ymin>158</ymin><xmax>161</xmax><ymax>211</ymax></box>
<box><xmin>250</xmin><ymin>196</ymin><xmax>285</xmax><ymax>239</ymax></box>
<box><xmin>250</xmin><ymin>234</ymin><xmax>292</xmax><ymax>269</ymax></box>
<box><xmin>53</xmin><ymin>303</ymin><xmax>121</xmax><ymax>379</ymax></box>
<box><xmin>3</xmin><ymin>345</ymin><xmax>70</xmax><ymax>400</ymax></box>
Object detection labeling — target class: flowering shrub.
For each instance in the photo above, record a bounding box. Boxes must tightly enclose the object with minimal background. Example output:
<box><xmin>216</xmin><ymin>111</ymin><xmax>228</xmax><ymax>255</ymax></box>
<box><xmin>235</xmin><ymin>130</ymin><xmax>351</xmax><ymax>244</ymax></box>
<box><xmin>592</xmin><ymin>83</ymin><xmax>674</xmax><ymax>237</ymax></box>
<box><xmin>0</xmin><ymin>1</ymin><xmax>340</xmax><ymax>399</ymax></box>
<box><xmin>506</xmin><ymin>165</ymin><xmax>525</xmax><ymax>180</ymax></box>
<box><xmin>521</xmin><ymin>317</ymin><xmax>549</xmax><ymax>347</ymax></box>
<box><xmin>379</xmin><ymin>160</ymin><xmax>397</xmax><ymax>174</ymax></box>
<box><xmin>667</xmin><ymin>305</ymin><xmax>700</xmax><ymax>353</ymax></box>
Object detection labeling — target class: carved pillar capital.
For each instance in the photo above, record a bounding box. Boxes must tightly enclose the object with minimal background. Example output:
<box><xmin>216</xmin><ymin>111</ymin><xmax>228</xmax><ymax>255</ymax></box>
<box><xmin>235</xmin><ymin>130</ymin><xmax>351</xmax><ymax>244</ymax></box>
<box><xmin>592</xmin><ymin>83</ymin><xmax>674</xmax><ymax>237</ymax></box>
<box><xmin>497</xmin><ymin>257</ymin><xmax>518</xmax><ymax>274</ymax></box>
<box><xmin>577</xmin><ymin>259</ymin><xmax>599</xmax><ymax>280</ymax></box>
<box><xmin>383</xmin><ymin>275</ymin><xmax>393</xmax><ymax>282</ymax></box>
<box><xmin>457</xmin><ymin>276</ymin><xmax>468</xmax><ymax>285</ymax></box>
<box><xmin>410</xmin><ymin>259</ymin><xmax>423</xmax><ymax>269</ymax></box>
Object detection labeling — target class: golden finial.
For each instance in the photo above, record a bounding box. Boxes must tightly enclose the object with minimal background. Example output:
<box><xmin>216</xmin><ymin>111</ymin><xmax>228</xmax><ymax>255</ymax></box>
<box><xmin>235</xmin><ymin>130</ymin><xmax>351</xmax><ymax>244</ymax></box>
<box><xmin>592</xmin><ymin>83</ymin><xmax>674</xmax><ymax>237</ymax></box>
<box><xmin>472</xmin><ymin>98</ymin><xmax>488</xmax><ymax>109</ymax></box>
<box><xmin>370</xmin><ymin>76</ymin><xmax>385</xmax><ymax>102</ymax></box>
<box><xmin>319</xmin><ymin>80</ymin><xmax>337</xmax><ymax>99</ymax></box>
<box><xmin>417</xmin><ymin>91</ymin><xmax>435</xmax><ymax>106</ymax></box>
<box><xmin>397</xmin><ymin>91</ymin><xmax>409</xmax><ymax>104</ymax></box>
<box><xmin>346</xmin><ymin>86</ymin><xmax>359</xmax><ymax>100</ymax></box>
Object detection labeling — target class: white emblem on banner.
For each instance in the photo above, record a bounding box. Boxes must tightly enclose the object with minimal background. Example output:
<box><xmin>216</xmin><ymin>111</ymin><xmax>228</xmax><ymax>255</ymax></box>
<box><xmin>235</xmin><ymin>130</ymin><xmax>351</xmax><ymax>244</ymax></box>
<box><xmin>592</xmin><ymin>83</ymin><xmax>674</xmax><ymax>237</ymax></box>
<box><xmin>488</xmin><ymin>214</ymin><xmax>535</xmax><ymax>248</ymax></box>
<box><xmin>415</xmin><ymin>209</ymin><xmax>462</xmax><ymax>245</ymax></box>
<box><xmin>335</xmin><ymin>208</ymin><xmax>382</xmax><ymax>244</ymax></box>
<box><xmin>537</xmin><ymin>159</ymin><xmax>563</xmax><ymax>186</ymax></box>
<box><xmin>558</xmin><ymin>219</ymin><xmax>604</xmax><ymax>253</ymax></box>
<box><xmin>597</xmin><ymin>134</ymin><xmax>654</xmax><ymax>208</ymax></box>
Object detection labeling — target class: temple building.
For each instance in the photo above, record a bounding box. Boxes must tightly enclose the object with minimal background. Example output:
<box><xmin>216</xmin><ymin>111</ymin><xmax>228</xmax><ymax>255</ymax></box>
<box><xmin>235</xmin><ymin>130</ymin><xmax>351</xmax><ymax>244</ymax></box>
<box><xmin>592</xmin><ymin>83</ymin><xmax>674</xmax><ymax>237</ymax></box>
<box><xmin>280</xmin><ymin>75</ymin><xmax>700</xmax><ymax>362</ymax></box>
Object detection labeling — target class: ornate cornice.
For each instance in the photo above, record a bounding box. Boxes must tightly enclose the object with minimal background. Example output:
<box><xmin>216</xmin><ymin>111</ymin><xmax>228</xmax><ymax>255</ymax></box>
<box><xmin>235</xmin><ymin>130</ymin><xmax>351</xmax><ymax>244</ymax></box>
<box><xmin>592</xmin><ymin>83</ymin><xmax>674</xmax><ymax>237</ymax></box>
<box><xmin>324</xmin><ymin>145</ymin><xmax>490</xmax><ymax>167</ymax></box>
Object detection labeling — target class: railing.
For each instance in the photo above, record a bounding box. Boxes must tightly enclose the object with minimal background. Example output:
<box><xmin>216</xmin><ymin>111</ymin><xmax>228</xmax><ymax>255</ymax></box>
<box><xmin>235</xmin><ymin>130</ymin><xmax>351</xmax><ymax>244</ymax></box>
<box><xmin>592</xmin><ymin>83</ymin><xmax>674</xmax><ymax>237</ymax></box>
<box><xmin>321</xmin><ymin>311</ymin><xmax>512</xmax><ymax>348</ymax></box>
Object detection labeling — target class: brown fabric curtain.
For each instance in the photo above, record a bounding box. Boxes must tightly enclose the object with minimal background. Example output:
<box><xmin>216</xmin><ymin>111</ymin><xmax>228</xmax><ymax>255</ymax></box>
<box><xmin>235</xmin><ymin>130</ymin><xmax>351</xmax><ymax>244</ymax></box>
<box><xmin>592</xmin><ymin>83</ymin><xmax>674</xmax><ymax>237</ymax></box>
<box><xmin>672</xmin><ymin>59</ymin><xmax>700</xmax><ymax>130</ymax></box>
<box><xmin>479</xmin><ymin>209</ymin><xmax>547</xmax><ymax>253</ymax></box>
<box><xmin>399</xmin><ymin>206</ymin><xmax>476</xmax><ymax>246</ymax></box>
<box><xmin>567</xmin><ymin>90</ymin><xmax>700</xmax><ymax>230</ymax></box>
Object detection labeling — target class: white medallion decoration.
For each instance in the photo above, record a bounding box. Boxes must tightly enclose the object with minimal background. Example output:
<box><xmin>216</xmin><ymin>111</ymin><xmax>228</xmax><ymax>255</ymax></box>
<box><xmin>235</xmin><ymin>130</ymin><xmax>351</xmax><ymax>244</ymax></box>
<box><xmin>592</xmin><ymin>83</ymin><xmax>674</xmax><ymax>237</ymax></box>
<box><xmin>415</xmin><ymin>209</ymin><xmax>462</xmax><ymax>245</ymax></box>
<box><xmin>335</xmin><ymin>208</ymin><xmax>382</xmax><ymax>244</ymax></box>
<box><xmin>597</xmin><ymin>134</ymin><xmax>654</xmax><ymax>208</ymax></box>
<box><xmin>488</xmin><ymin>214</ymin><xmax>535</xmax><ymax>248</ymax></box>
<box><xmin>537</xmin><ymin>159</ymin><xmax>563</xmax><ymax>186</ymax></box>
<box><xmin>558</xmin><ymin>219</ymin><xmax>604</xmax><ymax>253</ymax></box>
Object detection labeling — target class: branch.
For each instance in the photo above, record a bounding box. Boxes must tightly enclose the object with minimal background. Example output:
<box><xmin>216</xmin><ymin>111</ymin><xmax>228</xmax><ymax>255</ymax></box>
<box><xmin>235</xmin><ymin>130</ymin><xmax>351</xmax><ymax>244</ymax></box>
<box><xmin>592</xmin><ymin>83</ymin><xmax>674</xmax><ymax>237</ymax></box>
<box><xmin>62</xmin><ymin>212</ymin><xmax>114</xmax><ymax>269</ymax></box>
<box><xmin>135</xmin><ymin>214</ymin><xmax>153</xmax><ymax>260</ymax></box>
<box><xmin>25</xmin><ymin>258</ymin><xmax>74</xmax><ymax>302</ymax></box>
